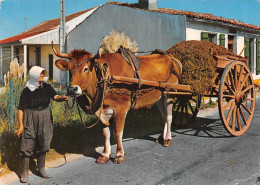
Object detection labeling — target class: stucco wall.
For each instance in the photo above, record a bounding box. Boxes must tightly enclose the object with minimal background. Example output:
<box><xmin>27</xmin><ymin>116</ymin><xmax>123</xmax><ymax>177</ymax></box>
<box><xmin>40</xmin><ymin>45</ymin><xmax>61</xmax><ymax>82</ymax></box>
<box><xmin>67</xmin><ymin>4</ymin><xmax>186</xmax><ymax>54</ymax></box>
<box><xmin>186</xmin><ymin>19</ymin><xmax>259</xmax><ymax>56</ymax></box>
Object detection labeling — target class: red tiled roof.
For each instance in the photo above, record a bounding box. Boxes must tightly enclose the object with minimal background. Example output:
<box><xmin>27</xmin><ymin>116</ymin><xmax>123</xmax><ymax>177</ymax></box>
<box><xmin>108</xmin><ymin>1</ymin><xmax>260</xmax><ymax>30</ymax></box>
<box><xmin>0</xmin><ymin>8</ymin><xmax>95</xmax><ymax>44</ymax></box>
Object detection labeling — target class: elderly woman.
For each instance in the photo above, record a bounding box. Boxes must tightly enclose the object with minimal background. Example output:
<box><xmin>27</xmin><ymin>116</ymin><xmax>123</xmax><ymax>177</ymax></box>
<box><xmin>16</xmin><ymin>66</ymin><xmax>68</xmax><ymax>183</ymax></box>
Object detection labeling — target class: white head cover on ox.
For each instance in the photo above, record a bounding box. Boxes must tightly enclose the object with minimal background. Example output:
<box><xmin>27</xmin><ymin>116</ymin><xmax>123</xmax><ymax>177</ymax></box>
<box><xmin>25</xmin><ymin>66</ymin><xmax>48</xmax><ymax>92</ymax></box>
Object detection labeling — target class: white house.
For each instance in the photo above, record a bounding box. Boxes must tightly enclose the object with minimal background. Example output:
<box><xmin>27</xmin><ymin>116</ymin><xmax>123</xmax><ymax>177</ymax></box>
<box><xmin>0</xmin><ymin>0</ymin><xmax>259</xmax><ymax>85</ymax></box>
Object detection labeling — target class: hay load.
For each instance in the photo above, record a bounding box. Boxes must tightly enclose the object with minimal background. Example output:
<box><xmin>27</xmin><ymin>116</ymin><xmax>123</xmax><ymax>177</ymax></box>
<box><xmin>167</xmin><ymin>40</ymin><xmax>239</xmax><ymax>94</ymax></box>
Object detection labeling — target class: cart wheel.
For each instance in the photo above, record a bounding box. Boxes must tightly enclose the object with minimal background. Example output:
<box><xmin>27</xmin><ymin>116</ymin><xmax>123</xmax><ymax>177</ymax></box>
<box><xmin>172</xmin><ymin>95</ymin><xmax>201</xmax><ymax>126</ymax></box>
<box><xmin>218</xmin><ymin>61</ymin><xmax>256</xmax><ymax>136</ymax></box>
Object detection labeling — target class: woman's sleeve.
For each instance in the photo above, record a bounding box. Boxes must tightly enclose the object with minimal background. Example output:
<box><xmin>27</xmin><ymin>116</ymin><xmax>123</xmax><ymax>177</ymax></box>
<box><xmin>48</xmin><ymin>84</ymin><xmax>57</xmax><ymax>100</ymax></box>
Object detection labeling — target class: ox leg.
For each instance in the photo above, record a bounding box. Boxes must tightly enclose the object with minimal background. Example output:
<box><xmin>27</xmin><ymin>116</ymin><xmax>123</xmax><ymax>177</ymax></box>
<box><xmin>157</xmin><ymin>94</ymin><xmax>174</xmax><ymax>147</ymax></box>
<box><xmin>96</xmin><ymin>108</ymin><xmax>114</xmax><ymax>164</ymax></box>
<box><xmin>113</xmin><ymin>112</ymin><xmax>127</xmax><ymax>164</ymax></box>
<box><xmin>96</xmin><ymin>126</ymin><xmax>111</xmax><ymax>164</ymax></box>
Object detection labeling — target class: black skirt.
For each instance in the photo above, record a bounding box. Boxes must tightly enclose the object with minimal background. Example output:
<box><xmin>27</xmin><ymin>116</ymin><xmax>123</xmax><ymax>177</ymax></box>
<box><xmin>20</xmin><ymin>107</ymin><xmax>53</xmax><ymax>157</ymax></box>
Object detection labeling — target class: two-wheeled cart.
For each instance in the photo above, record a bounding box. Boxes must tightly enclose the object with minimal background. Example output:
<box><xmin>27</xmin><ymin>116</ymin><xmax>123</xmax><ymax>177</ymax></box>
<box><xmin>109</xmin><ymin>54</ymin><xmax>255</xmax><ymax>136</ymax></box>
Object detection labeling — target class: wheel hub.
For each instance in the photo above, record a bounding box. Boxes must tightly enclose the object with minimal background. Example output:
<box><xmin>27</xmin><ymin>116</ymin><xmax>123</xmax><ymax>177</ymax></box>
<box><xmin>235</xmin><ymin>91</ymin><xmax>243</xmax><ymax>105</ymax></box>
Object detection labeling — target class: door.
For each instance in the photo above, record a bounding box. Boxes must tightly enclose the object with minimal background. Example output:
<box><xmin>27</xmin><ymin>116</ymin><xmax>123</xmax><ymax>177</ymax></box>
<box><xmin>35</xmin><ymin>46</ymin><xmax>41</xmax><ymax>66</ymax></box>
<box><xmin>49</xmin><ymin>54</ymin><xmax>53</xmax><ymax>80</ymax></box>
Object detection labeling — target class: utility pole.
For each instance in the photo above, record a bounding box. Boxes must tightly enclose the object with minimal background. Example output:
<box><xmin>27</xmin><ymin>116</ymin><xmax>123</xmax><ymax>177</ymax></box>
<box><xmin>60</xmin><ymin>0</ymin><xmax>67</xmax><ymax>86</ymax></box>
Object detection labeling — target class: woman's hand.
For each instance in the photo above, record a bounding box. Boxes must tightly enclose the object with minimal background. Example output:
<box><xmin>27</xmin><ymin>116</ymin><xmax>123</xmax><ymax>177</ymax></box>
<box><xmin>16</xmin><ymin>125</ymin><xmax>24</xmax><ymax>137</ymax></box>
<box><xmin>17</xmin><ymin>109</ymin><xmax>24</xmax><ymax>137</ymax></box>
<box><xmin>54</xmin><ymin>95</ymin><xmax>69</xmax><ymax>102</ymax></box>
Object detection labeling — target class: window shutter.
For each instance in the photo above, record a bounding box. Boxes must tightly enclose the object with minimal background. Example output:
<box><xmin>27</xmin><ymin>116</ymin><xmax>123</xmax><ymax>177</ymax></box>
<box><xmin>219</xmin><ymin>34</ymin><xmax>225</xmax><ymax>46</ymax></box>
<box><xmin>256</xmin><ymin>38</ymin><xmax>260</xmax><ymax>75</ymax></box>
<box><xmin>201</xmin><ymin>32</ymin><xmax>209</xmax><ymax>41</ymax></box>
<box><xmin>244</xmin><ymin>37</ymin><xmax>250</xmax><ymax>69</ymax></box>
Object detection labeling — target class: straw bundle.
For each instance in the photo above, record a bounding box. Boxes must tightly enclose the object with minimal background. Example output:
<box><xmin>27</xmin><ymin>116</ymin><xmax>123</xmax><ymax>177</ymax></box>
<box><xmin>99</xmin><ymin>30</ymin><xmax>138</xmax><ymax>54</ymax></box>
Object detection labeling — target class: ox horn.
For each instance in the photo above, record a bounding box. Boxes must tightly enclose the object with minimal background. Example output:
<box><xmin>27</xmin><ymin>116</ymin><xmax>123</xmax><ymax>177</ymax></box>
<box><xmin>51</xmin><ymin>40</ymin><xmax>70</xmax><ymax>58</ymax></box>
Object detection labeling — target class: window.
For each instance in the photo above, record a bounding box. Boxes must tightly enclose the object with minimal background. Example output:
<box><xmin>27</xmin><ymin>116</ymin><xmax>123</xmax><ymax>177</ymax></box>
<box><xmin>228</xmin><ymin>35</ymin><xmax>235</xmax><ymax>52</ymax></box>
<box><xmin>201</xmin><ymin>32</ymin><xmax>217</xmax><ymax>43</ymax></box>
<box><xmin>244</xmin><ymin>37</ymin><xmax>253</xmax><ymax>70</ymax></box>
<box><xmin>208</xmin><ymin>33</ymin><xmax>216</xmax><ymax>43</ymax></box>
<box><xmin>219</xmin><ymin>34</ymin><xmax>225</xmax><ymax>47</ymax></box>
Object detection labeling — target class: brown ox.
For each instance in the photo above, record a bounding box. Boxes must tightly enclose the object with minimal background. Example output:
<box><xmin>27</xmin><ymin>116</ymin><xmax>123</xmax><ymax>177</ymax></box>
<box><xmin>52</xmin><ymin>44</ymin><xmax>182</xmax><ymax>164</ymax></box>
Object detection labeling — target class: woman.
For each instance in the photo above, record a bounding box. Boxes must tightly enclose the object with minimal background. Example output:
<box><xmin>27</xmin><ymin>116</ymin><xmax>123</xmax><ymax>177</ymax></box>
<box><xmin>16</xmin><ymin>66</ymin><xmax>68</xmax><ymax>183</ymax></box>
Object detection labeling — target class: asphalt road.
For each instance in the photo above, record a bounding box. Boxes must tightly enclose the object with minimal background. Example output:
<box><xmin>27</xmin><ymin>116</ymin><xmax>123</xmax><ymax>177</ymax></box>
<box><xmin>9</xmin><ymin>97</ymin><xmax>260</xmax><ymax>185</ymax></box>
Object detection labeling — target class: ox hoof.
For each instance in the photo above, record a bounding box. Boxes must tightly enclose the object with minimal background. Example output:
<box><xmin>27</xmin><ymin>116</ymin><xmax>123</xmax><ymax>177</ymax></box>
<box><xmin>163</xmin><ymin>139</ymin><xmax>172</xmax><ymax>147</ymax></box>
<box><xmin>114</xmin><ymin>156</ymin><xmax>125</xmax><ymax>164</ymax></box>
<box><xmin>96</xmin><ymin>154</ymin><xmax>111</xmax><ymax>164</ymax></box>
<box><xmin>156</xmin><ymin>135</ymin><xmax>172</xmax><ymax>147</ymax></box>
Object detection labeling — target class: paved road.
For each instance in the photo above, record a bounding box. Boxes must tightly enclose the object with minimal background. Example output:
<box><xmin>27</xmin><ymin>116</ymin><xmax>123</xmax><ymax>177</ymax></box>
<box><xmin>9</xmin><ymin>98</ymin><xmax>260</xmax><ymax>185</ymax></box>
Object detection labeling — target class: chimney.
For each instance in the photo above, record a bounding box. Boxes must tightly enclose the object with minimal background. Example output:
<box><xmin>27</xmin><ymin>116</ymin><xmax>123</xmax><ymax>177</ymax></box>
<box><xmin>138</xmin><ymin>0</ymin><xmax>158</xmax><ymax>10</ymax></box>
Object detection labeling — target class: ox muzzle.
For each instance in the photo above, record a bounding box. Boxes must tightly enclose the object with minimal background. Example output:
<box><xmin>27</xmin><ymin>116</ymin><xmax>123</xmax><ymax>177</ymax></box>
<box><xmin>67</xmin><ymin>85</ymin><xmax>82</xmax><ymax>96</ymax></box>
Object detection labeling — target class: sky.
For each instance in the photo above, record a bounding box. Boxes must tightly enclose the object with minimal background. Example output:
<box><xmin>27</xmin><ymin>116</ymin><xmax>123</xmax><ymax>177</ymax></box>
<box><xmin>0</xmin><ymin>0</ymin><xmax>259</xmax><ymax>40</ymax></box>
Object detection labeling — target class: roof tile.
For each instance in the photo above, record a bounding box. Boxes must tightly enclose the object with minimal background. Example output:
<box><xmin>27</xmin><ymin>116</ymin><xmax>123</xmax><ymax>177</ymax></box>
<box><xmin>108</xmin><ymin>1</ymin><xmax>260</xmax><ymax>30</ymax></box>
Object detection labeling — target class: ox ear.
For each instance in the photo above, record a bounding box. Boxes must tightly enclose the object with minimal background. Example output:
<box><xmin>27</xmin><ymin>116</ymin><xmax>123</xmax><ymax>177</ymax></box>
<box><xmin>55</xmin><ymin>59</ymin><xmax>68</xmax><ymax>71</ymax></box>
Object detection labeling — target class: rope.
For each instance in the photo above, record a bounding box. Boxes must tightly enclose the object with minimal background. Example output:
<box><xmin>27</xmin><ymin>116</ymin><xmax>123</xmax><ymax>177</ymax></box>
<box><xmin>76</xmin><ymin>100</ymin><xmax>99</xmax><ymax>129</ymax></box>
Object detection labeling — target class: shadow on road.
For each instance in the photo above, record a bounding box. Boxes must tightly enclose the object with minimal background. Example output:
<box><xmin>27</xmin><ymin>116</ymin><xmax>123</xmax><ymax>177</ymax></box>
<box><xmin>50</xmin><ymin>104</ymin><xmax>231</xmax><ymax>163</ymax></box>
<box><xmin>51</xmin><ymin>105</ymin><xmax>164</xmax><ymax>160</ymax></box>
<box><xmin>172</xmin><ymin>116</ymin><xmax>233</xmax><ymax>138</ymax></box>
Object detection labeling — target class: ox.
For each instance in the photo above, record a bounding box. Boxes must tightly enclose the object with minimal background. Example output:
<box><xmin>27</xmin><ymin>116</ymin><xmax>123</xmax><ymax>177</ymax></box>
<box><xmin>52</xmin><ymin>44</ymin><xmax>182</xmax><ymax>164</ymax></box>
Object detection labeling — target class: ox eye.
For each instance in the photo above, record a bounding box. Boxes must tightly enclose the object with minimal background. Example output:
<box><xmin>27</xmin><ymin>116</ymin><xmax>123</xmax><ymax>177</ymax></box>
<box><xmin>83</xmin><ymin>67</ymin><xmax>88</xmax><ymax>72</ymax></box>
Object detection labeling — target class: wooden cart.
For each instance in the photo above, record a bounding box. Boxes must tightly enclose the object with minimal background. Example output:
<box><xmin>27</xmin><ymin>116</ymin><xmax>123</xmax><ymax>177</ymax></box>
<box><xmin>109</xmin><ymin>54</ymin><xmax>256</xmax><ymax>136</ymax></box>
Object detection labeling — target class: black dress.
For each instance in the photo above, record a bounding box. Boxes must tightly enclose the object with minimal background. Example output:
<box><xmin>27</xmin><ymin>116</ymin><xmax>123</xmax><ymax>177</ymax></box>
<box><xmin>18</xmin><ymin>83</ymin><xmax>57</xmax><ymax>157</ymax></box>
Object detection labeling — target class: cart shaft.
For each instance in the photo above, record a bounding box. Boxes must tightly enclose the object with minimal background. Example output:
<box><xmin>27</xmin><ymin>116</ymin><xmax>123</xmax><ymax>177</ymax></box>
<box><xmin>110</xmin><ymin>76</ymin><xmax>192</xmax><ymax>92</ymax></box>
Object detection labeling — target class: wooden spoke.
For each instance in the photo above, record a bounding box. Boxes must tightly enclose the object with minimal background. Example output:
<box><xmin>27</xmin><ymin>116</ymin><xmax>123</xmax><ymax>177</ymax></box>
<box><xmin>239</xmin><ymin>107</ymin><xmax>247</xmax><ymax>125</ymax></box>
<box><xmin>241</xmin><ymin>103</ymin><xmax>252</xmax><ymax>115</ymax></box>
<box><xmin>234</xmin><ymin>65</ymin><xmax>238</xmax><ymax>88</ymax></box>
<box><xmin>231</xmin><ymin>104</ymin><xmax>236</xmax><ymax>130</ymax></box>
<box><xmin>187</xmin><ymin>100</ymin><xmax>195</xmax><ymax>115</ymax></box>
<box><xmin>226</xmin><ymin>102</ymin><xmax>235</xmax><ymax>123</ymax></box>
<box><xmin>184</xmin><ymin>104</ymin><xmax>189</xmax><ymax>120</ymax></box>
<box><xmin>240</xmin><ymin>73</ymin><xmax>250</xmax><ymax>90</ymax></box>
<box><xmin>223</xmin><ymin>95</ymin><xmax>235</xmax><ymax>99</ymax></box>
<box><xmin>237</xmin><ymin>65</ymin><xmax>244</xmax><ymax>90</ymax></box>
<box><xmin>180</xmin><ymin>104</ymin><xmax>185</xmax><ymax>124</ymax></box>
<box><xmin>241</xmin><ymin>85</ymin><xmax>254</xmax><ymax>95</ymax></box>
<box><xmin>236</xmin><ymin>107</ymin><xmax>242</xmax><ymax>131</ymax></box>
<box><xmin>224</xmin><ymin>82</ymin><xmax>235</xmax><ymax>95</ymax></box>
<box><xmin>172</xmin><ymin>98</ymin><xmax>180</xmax><ymax>107</ymax></box>
<box><xmin>228</xmin><ymin>70</ymin><xmax>236</xmax><ymax>91</ymax></box>
<box><xmin>223</xmin><ymin>99</ymin><xmax>235</xmax><ymax>111</ymax></box>
<box><xmin>175</xmin><ymin>101</ymin><xmax>182</xmax><ymax>113</ymax></box>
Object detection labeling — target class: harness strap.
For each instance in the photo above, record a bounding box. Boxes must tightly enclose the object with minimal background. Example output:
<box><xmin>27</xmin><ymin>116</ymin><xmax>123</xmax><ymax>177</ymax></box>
<box><xmin>81</xmin><ymin>62</ymin><xmax>107</xmax><ymax>114</ymax></box>
<box><xmin>120</xmin><ymin>48</ymin><xmax>144</xmax><ymax>109</ymax></box>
